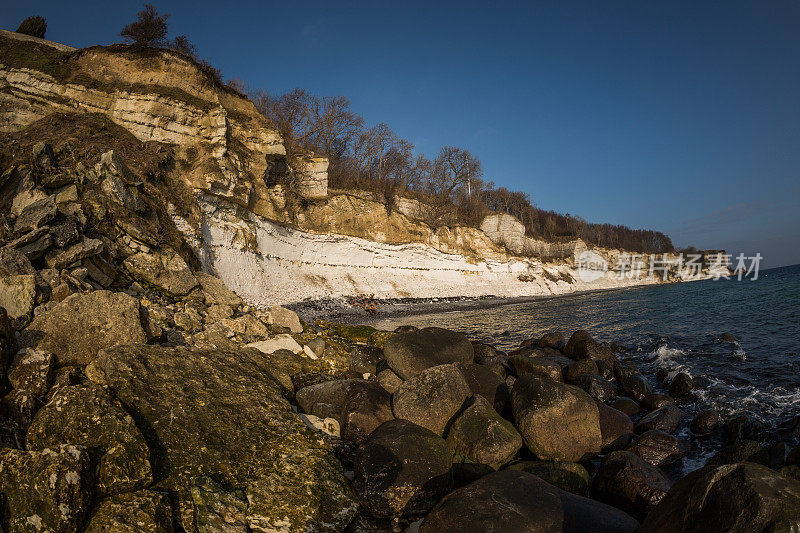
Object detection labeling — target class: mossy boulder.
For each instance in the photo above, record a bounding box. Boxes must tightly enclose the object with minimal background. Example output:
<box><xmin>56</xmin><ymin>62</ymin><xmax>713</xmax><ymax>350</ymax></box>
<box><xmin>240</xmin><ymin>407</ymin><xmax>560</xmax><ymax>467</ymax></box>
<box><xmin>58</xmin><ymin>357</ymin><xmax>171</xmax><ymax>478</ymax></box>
<box><xmin>83</xmin><ymin>490</ymin><xmax>173</xmax><ymax>533</ymax></box>
<box><xmin>392</xmin><ymin>364</ymin><xmax>472</xmax><ymax>436</ymax></box>
<box><xmin>383</xmin><ymin>327</ymin><xmax>474</xmax><ymax>379</ymax></box>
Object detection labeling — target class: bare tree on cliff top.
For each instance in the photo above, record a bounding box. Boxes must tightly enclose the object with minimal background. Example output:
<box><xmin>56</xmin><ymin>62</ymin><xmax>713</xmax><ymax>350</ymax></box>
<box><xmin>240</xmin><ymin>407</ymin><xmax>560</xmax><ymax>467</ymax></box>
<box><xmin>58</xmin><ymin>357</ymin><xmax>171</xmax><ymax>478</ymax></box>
<box><xmin>433</xmin><ymin>146</ymin><xmax>483</xmax><ymax>197</ymax></box>
<box><xmin>120</xmin><ymin>4</ymin><xmax>170</xmax><ymax>47</ymax></box>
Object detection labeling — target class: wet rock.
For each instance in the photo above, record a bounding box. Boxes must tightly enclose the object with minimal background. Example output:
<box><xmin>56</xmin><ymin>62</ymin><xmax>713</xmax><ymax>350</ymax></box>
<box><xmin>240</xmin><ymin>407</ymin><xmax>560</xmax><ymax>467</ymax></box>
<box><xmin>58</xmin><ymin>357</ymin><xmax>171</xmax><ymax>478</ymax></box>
<box><xmin>446</xmin><ymin>395</ymin><xmax>522</xmax><ymax>469</ymax></box>
<box><xmin>21</xmin><ymin>290</ymin><xmax>147</xmax><ymax>366</ymax></box>
<box><xmin>376</xmin><ymin>368</ymin><xmax>403</xmax><ymax>394</ymax></box>
<box><xmin>507</xmin><ymin>461</ymin><xmax>590</xmax><ymax>495</ymax></box>
<box><xmin>563</xmin><ymin>330</ymin><xmax>616</xmax><ymax>364</ymax></box>
<box><xmin>84</xmin><ymin>344</ymin><xmax>353</xmax><ymax>531</ymax></box>
<box><xmin>295</xmin><ymin>379</ymin><xmax>394</xmax><ymax>444</ymax></box>
<box><xmin>83</xmin><ymin>490</ymin><xmax>173</xmax><ymax>533</ymax></box>
<box><xmin>195</xmin><ymin>271</ymin><xmax>243</xmax><ymax>308</ymax></box>
<box><xmin>27</xmin><ymin>384</ymin><xmax>153</xmax><ymax>496</ymax></box>
<box><xmin>609</xmin><ymin>396</ymin><xmax>641</xmax><ymax>417</ymax></box>
<box><xmin>511</xmin><ymin>373</ymin><xmax>602</xmax><ymax>461</ymax></box>
<box><xmin>0</xmin><ymin>273</ymin><xmax>37</xmax><ymax>323</ymax></box>
<box><xmin>13</xmin><ymin>196</ymin><xmax>57</xmax><ymax>234</ymax></box>
<box><xmin>564</xmin><ymin>358</ymin><xmax>598</xmax><ymax>382</ymax></box>
<box><xmin>708</xmin><ymin>439</ymin><xmax>769</xmax><ymax>466</ymax></box>
<box><xmin>592</xmin><ymin>450</ymin><xmax>671</xmax><ymax>519</ymax></box>
<box><xmin>641</xmin><ymin>462</ymin><xmax>800</xmax><ymax>532</ymax></box>
<box><xmin>8</xmin><ymin>348</ymin><xmax>54</xmax><ymax>397</ymax></box>
<box><xmin>690</xmin><ymin>409</ymin><xmax>721</xmax><ymax>436</ymax></box>
<box><xmin>723</xmin><ymin>413</ymin><xmax>764</xmax><ymax>442</ymax></box>
<box><xmin>719</xmin><ymin>332</ymin><xmax>738</xmax><ymax>343</ymax></box>
<box><xmin>669</xmin><ymin>372</ymin><xmax>693</xmax><ymax>397</ymax></box>
<box><xmin>537</xmin><ymin>331</ymin><xmax>565</xmax><ymax>350</ymax></box>
<box><xmin>511</xmin><ymin>353</ymin><xmax>571</xmax><ymax>382</ymax></box>
<box><xmin>635</xmin><ymin>405</ymin><xmax>685</xmax><ymax>434</ymax></box>
<box><xmin>382</xmin><ymin>327</ymin><xmax>474</xmax><ymax>379</ymax></box>
<box><xmin>619</xmin><ymin>372</ymin><xmax>653</xmax><ymax>402</ymax></box>
<box><xmin>571</xmin><ymin>373</ymin><xmax>618</xmax><ymax>402</ymax></box>
<box><xmin>628</xmin><ymin>430</ymin><xmax>689</xmax><ymax>467</ymax></box>
<box><xmin>124</xmin><ymin>248</ymin><xmax>198</xmax><ymax>297</ymax></box>
<box><xmin>454</xmin><ymin>362</ymin><xmax>508</xmax><ymax>410</ymax></box>
<box><xmin>353</xmin><ymin>419</ymin><xmax>452</xmax><ymax>519</ymax></box>
<box><xmin>0</xmin><ymin>445</ymin><xmax>93</xmax><ymax>533</ymax></box>
<box><xmin>420</xmin><ymin>470</ymin><xmax>639</xmax><ymax>533</ymax></box>
<box><xmin>596</xmin><ymin>359</ymin><xmax>615</xmax><ymax>381</ymax></box>
<box><xmin>598</xmin><ymin>402</ymin><xmax>635</xmax><ymax>452</ymax></box>
<box><xmin>392</xmin><ymin>364</ymin><xmax>471</xmax><ymax>436</ymax></box>
<box><xmin>640</xmin><ymin>392</ymin><xmax>675</xmax><ymax>410</ymax></box>
<box><xmin>349</xmin><ymin>344</ymin><xmax>384</xmax><ymax>374</ymax></box>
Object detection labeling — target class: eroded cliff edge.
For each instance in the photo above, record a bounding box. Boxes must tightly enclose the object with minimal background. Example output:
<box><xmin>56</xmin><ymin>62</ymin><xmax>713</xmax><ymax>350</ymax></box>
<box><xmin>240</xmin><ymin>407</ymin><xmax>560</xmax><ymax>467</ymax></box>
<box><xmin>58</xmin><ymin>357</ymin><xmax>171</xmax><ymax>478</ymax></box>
<box><xmin>1</xmin><ymin>30</ymin><xmax>700</xmax><ymax>307</ymax></box>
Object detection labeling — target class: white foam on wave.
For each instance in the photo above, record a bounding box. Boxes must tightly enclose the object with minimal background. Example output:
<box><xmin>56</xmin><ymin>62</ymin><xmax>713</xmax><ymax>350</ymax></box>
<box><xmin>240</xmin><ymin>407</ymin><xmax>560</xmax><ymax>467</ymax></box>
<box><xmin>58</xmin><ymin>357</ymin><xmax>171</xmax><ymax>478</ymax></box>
<box><xmin>651</xmin><ymin>345</ymin><xmax>693</xmax><ymax>380</ymax></box>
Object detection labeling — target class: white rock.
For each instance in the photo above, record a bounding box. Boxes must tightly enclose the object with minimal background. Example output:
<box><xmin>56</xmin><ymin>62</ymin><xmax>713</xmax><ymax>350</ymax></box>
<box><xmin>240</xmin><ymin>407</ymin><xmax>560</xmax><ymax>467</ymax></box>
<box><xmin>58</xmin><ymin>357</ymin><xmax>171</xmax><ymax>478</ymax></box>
<box><xmin>246</xmin><ymin>335</ymin><xmax>303</xmax><ymax>355</ymax></box>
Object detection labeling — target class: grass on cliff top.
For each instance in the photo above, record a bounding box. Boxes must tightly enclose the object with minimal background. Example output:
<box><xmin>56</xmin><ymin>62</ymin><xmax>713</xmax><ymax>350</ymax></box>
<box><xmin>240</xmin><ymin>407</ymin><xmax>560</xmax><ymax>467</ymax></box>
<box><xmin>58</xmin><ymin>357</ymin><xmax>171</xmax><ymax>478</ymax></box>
<box><xmin>0</xmin><ymin>34</ymin><xmax>222</xmax><ymax>111</ymax></box>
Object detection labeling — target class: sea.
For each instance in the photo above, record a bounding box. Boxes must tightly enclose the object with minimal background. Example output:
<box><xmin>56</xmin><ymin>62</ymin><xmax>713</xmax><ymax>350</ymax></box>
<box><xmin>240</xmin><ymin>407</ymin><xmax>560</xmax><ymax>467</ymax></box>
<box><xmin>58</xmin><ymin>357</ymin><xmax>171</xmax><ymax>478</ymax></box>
<box><xmin>368</xmin><ymin>264</ymin><xmax>800</xmax><ymax>473</ymax></box>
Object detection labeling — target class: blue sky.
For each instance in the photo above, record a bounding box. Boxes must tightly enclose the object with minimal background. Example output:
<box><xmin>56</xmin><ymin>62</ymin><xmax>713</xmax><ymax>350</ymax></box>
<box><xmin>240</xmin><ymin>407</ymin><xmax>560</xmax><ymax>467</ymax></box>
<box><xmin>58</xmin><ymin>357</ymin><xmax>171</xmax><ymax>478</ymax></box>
<box><xmin>4</xmin><ymin>1</ymin><xmax>800</xmax><ymax>267</ymax></box>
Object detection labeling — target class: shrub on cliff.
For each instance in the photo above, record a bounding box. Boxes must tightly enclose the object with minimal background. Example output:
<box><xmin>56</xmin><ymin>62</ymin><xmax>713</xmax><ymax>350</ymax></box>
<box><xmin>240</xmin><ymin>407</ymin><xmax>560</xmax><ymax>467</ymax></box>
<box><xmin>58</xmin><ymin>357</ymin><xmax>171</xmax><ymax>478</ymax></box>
<box><xmin>120</xmin><ymin>4</ymin><xmax>170</xmax><ymax>47</ymax></box>
<box><xmin>16</xmin><ymin>16</ymin><xmax>47</xmax><ymax>38</ymax></box>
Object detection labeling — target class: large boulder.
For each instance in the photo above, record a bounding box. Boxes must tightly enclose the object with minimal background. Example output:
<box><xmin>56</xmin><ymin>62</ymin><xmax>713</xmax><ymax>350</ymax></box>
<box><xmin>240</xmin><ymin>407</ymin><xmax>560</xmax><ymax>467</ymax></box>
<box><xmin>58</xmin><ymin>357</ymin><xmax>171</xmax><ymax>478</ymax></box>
<box><xmin>641</xmin><ymin>462</ymin><xmax>800</xmax><ymax>532</ymax></box>
<box><xmin>0</xmin><ymin>445</ymin><xmax>93</xmax><ymax>533</ymax></box>
<box><xmin>635</xmin><ymin>405</ymin><xmax>685</xmax><ymax>434</ymax></box>
<box><xmin>563</xmin><ymin>330</ymin><xmax>616</xmax><ymax>364</ymax></box>
<box><xmin>382</xmin><ymin>327</ymin><xmax>474</xmax><ymax>379</ymax></box>
<box><xmin>21</xmin><ymin>290</ymin><xmax>147</xmax><ymax>366</ymax></box>
<box><xmin>27</xmin><ymin>384</ymin><xmax>153</xmax><ymax>496</ymax></box>
<box><xmin>420</xmin><ymin>470</ymin><xmax>639</xmax><ymax>533</ymax></box>
<box><xmin>507</xmin><ymin>461</ymin><xmax>590</xmax><ymax>495</ymax></box>
<box><xmin>571</xmin><ymin>373</ymin><xmax>618</xmax><ymax>402</ymax></box>
<box><xmin>195</xmin><ymin>271</ymin><xmax>243</xmax><ymax>308</ymax></box>
<box><xmin>83</xmin><ymin>490</ymin><xmax>173</xmax><ymax>533</ymax></box>
<box><xmin>592</xmin><ymin>450</ymin><xmax>670</xmax><ymax>519</ymax></box>
<box><xmin>708</xmin><ymin>440</ymin><xmax>769</xmax><ymax>466</ymax></box>
<box><xmin>85</xmin><ymin>345</ymin><xmax>357</xmax><ymax>531</ymax></box>
<box><xmin>295</xmin><ymin>379</ymin><xmax>394</xmax><ymax>443</ymax></box>
<box><xmin>446</xmin><ymin>395</ymin><xmax>522</xmax><ymax>469</ymax></box>
<box><xmin>392</xmin><ymin>364</ymin><xmax>472</xmax><ymax>436</ymax></box>
<box><xmin>691</xmin><ymin>409</ymin><xmax>721</xmax><ymax>436</ymax></box>
<box><xmin>511</xmin><ymin>353</ymin><xmax>570</xmax><ymax>382</ymax></box>
<box><xmin>353</xmin><ymin>419</ymin><xmax>453</xmax><ymax>519</ymax></box>
<box><xmin>598</xmin><ymin>402</ymin><xmax>635</xmax><ymax>452</ymax></box>
<box><xmin>511</xmin><ymin>374</ymin><xmax>602</xmax><ymax>461</ymax></box>
<box><xmin>454</xmin><ymin>361</ymin><xmax>508</xmax><ymax>410</ymax></box>
<box><xmin>123</xmin><ymin>248</ymin><xmax>198</xmax><ymax>297</ymax></box>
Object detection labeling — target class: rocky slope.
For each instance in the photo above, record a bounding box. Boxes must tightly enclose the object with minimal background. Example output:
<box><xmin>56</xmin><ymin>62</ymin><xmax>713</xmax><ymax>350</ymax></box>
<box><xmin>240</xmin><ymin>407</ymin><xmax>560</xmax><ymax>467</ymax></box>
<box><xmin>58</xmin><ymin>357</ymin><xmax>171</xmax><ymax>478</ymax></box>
<box><xmin>0</xmin><ymin>30</ymin><xmax>798</xmax><ymax>533</ymax></box>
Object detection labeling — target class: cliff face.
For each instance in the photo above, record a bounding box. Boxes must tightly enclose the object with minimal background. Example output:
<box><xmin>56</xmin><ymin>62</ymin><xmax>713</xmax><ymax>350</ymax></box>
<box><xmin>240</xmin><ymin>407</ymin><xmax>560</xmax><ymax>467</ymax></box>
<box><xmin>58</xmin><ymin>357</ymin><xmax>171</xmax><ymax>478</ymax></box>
<box><xmin>0</xmin><ymin>31</ymin><xmax>696</xmax><ymax>306</ymax></box>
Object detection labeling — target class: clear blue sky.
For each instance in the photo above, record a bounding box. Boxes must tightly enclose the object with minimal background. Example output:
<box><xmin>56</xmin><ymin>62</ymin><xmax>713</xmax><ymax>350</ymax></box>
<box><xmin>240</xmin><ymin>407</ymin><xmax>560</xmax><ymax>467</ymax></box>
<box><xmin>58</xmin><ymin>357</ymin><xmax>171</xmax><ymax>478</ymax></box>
<box><xmin>4</xmin><ymin>1</ymin><xmax>800</xmax><ymax>267</ymax></box>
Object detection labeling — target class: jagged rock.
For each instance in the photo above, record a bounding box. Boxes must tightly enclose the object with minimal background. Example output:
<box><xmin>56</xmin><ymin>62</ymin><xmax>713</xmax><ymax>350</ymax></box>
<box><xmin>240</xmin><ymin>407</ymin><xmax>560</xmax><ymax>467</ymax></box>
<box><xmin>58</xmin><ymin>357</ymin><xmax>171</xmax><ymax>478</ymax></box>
<box><xmin>8</xmin><ymin>348</ymin><xmax>54</xmax><ymax>396</ymax></box>
<box><xmin>420</xmin><ymin>470</ymin><xmax>639</xmax><ymax>533</ymax></box>
<box><xmin>511</xmin><ymin>354</ymin><xmax>570</xmax><ymax>381</ymax></box>
<box><xmin>247</xmin><ymin>334</ymin><xmax>303</xmax><ymax>354</ymax></box>
<box><xmin>480</xmin><ymin>213</ymin><xmax>525</xmax><ymax>254</ymax></box>
<box><xmin>296</xmin><ymin>379</ymin><xmax>394</xmax><ymax>444</ymax></box>
<box><xmin>98</xmin><ymin>151</ymin><xmax>146</xmax><ymax>213</ymax></box>
<box><xmin>0</xmin><ymin>445</ymin><xmax>93</xmax><ymax>533</ymax></box>
<box><xmin>353</xmin><ymin>419</ymin><xmax>453</xmax><ymax>519</ymax></box>
<box><xmin>708</xmin><ymin>440</ymin><xmax>769</xmax><ymax>466</ymax></box>
<box><xmin>190</xmin><ymin>476</ymin><xmax>248</xmax><ymax>532</ymax></box>
<box><xmin>507</xmin><ymin>461</ymin><xmax>590</xmax><ymax>495</ymax></box>
<box><xmin>641</xmin><ymin>462</ymin><xmax>800</xmax><ymax>532</ymax></box>
<box><xmin>85</xmin><ymin>344</ymin><xmax>351</xmax><ymax>531</ymax></box>
<box><xmin>592</xmin><ymin>450</ymin><xmax>671</xmax><ymax>519</ymax></box>
<box><xmin>27</xmin><ymin>384</ymin><xmax>153</xmax><ymax>496</ymax></box>
<box><xmin>84</xmin><ymin>490</ymin><xmax>174</xmax><ymax>533</ymax></box>
<box><xmin>628</xmin><ymin>430</ymin><xmax>689</xmax><ymax>467</ymax></box>
<box><xmin>690</xmin><ymin>409</ymin><xmax>721</xmax><ymax>436</ymax></box>
<box><xmin>0</xmin><ymin>245</ymin><xmax>37</xmax><ymax>276</ymax></box>
<box><xmin>13</xmin><ymin>196</ymin><xmax>57</xmax><ymax>234</ymax></box>
<box><xmin>609</xmin><ymin>396</ymin><xmax>641</xmax><ymax>417</ymax></box>
<box><xmin>0</xmin><ymin>273</ymin><xmax>37</xmax><ymax>322</ymax></box>
<box><xmin>21</xmin><ymin>290</ymin><xmax>147</xmax><ymax>366</ymax></box>
<box><xmin>454</xmin><ymin>362</ymin><xmax>508</xmax><ymax>410</ymax></box>
<box><xmin>392</xmin><ymin>364</ymin><xmax>472</xmax><ymax>436</ymax></box>
<box><xmin>266</xmin><ymin>305</ymin><xmax>303</xmax><ymax>333</ymax></box>
<box><xmin>124</xmin><ymin>248</ymin><xmax>198</xmax><ymax>297</ymax></box>
<box><xmin>635</xmin><ymin>405</ymin><xmax>685</xmax><ymax>434</ymax></box>
<box><xmin>195</xmin><ymin>271</ymin><xmax>243</xmax><ymax>308</ymax></box>
<box><xmin>32</xmin><ymin>141</ymin><xmax>57</xmax><ymax>166</ymax></box>
<box><xmin>446</xmin><ymin>395</ymin><xmax>522</xmax><ymax>469</ymax></box>
<box><xmin>571</xmin><ymin>373</ymin><xmax>618</xmax><ymax>402</ymax></box>
<box><xmin>598</xmin><ymin>402</ymin><xmax>635</xmax><ymax>452</ymax></box>
<box><xmin>382</xmin><ymin>326</ymin><xmax>474</xmax><ymax>379</ymax></box>
<box><xmin>511</xmin><ymin>373</ymin><xmax>602</xmax><ymax>461</ymax></box>
<box><xmin>45</xmin><ymin>236</ymin><xmax>104</xmax><ymax>269</ymax></box>
<box><xmin>49</xmin><ymin>215</ymin><xmax>81</xmax><ymax>248</ymax></box>
<box><xmin>2</xmin><ymin>388</ymin><xmax>38</xmax><ymax>429</ymax></box>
